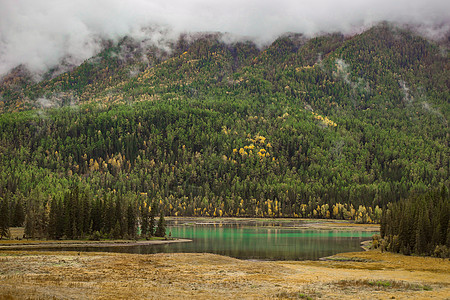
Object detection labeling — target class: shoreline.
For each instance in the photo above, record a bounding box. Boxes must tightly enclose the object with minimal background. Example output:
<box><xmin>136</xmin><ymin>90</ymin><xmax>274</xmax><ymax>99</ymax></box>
<box><xmin>166</xmin><ymin>217</ymin><xmax>380</xmax><ymax>232</ymax></box>
<box><xmin>0</xmin><ymin>238</ymin><xmax>192</xmax><ymax>250</ymax></box>
<box><xmin>1</xmin><ymin>219</ymin><xmax>378</xmax><ymax>252</ymax></box>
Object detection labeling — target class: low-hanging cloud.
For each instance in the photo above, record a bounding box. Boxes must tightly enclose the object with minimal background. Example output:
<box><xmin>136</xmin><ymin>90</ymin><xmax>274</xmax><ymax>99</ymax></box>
<box><xmin>1</xmin><ymin>0</ymin><xmax>449</xmax><ymax>77</ymax></box>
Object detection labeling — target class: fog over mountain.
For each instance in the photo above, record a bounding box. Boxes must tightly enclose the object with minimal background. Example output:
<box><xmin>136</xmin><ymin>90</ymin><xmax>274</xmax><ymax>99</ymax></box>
<box><xmin>1</xmin><ymin>0</ymin><xmax>449</xmax><ymax>76</ymax></box>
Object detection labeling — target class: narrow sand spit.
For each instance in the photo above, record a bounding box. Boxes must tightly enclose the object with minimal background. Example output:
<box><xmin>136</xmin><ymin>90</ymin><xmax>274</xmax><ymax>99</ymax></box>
<box><xmin>0</xmin><ymin>250</ymin><xmax>448</xmax><ymax>299</ymax></box>
<box><xmin>0</xmin><ymin>239</ymin><xmax>192</xmax><ymax>250</ymax></box>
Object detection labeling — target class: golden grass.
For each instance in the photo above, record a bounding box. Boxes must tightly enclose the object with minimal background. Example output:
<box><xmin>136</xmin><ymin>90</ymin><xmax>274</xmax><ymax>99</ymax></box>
<box><xmin>0</xmin><ymin>249</ymin><xmax>448</xmax><ymax>299</ymax></box>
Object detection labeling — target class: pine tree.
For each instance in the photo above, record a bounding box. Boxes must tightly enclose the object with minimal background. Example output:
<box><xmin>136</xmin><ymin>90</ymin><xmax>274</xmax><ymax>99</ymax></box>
<box><xmin>112</xmin><ymin>220</ymin><xmax>121</xmax><ymax>239</ymax></box>
<box><xmin>102</xmin><ymin>195</ymin><xmax>115</xmax><ymax>236</ymax></box>
<box><xmin>155</xmin><ymin>211</ymin><xmax>166</xmax><ymax>238</ymax></box>
<box><xmin>114</xmin><ymin>195</ymin><xmax>124</xmax><ymax>238</ymax></box>
<box><xmin>63</xmin><ymin>192</ymin><xmax>72</xmax><ymax>238</ymax></box>
<box><xmin>80</xmin><ymin>192</ymin><xmax>91</xmax><ymax>237</ymax></box>
<box><xmin>24</xmin><ymin>211</ymin><xmax>35</xmax><ymax>238</ymax></box>
<box><xmin>0</xmin><ymin>198</ymin><xmax>10</xmax><ymax>239</ymax></box>
<box><xmin>149</xmin><ymin>201</ymin><xmax>157</xmax><ymax>237</ymax></box>
<box><xmin>446</xmin><ymin>219</ymin><xmax>450</xmax><ymax>248</ymax></box>
<box><xmin>127</xmin><ymin>203</ymin><xmax>136</xmax><ymax>238</ymax></box>
<box><xmin>415</xmin><ymin>211</ymin><xmax>427</xmax><ymax>255</ymax></box>
<box><xmin>91</xmin><ymin>197</ymin><xmax>103</xmax><ymax>233</ymax></box>
<box><xmin>48</xmin><ymin>199</ymin><xmax>59</xmax><ymax>239</ymax></box>
<box><xmin>12</xmin><ymin>199</ymin><xmax>25</xmax><ymax>227</ymax></box>
<box><xmin>48</xmin><ymin>199</ymin><xmax>64</xmax><ymax>239</ymax></box>
<box><xmin>140</xmin><ymin>204</ymin><xmax>149</xmax><ymax>237</ymax></box>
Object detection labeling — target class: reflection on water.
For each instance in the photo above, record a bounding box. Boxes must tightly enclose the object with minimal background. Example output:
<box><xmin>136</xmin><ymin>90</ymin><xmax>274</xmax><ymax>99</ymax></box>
<box><xmin>43</xmin><ymin>221</ymin><xmax>378</xmax><ymax>260</ymax></box>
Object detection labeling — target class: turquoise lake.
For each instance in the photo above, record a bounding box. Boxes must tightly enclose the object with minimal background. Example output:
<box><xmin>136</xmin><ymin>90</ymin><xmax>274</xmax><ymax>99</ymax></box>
<box><xmin>48</xmin><ymin>221</ymin><xmax>378</xmax><ymax>260</ymax></box>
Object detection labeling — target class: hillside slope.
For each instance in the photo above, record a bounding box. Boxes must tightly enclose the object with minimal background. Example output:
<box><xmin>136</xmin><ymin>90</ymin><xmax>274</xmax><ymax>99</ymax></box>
<box><xmin>0</xmin><ymin>24</ymin><xmax>448</xmax><ymax>231</ymax></box>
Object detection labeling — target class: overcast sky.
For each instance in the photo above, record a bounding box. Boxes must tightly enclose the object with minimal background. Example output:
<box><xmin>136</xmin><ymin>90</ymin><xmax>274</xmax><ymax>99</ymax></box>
<box><xmin>1</xmin><ymin>0</ymin><xmax>449</xmax><ymax>76</ymax></box>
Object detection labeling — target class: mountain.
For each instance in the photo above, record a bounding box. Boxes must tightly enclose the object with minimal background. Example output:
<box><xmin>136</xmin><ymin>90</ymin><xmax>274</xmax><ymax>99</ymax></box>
<box><xmin>0</xmin><ymin>23</ymin><xmax>448</xmax><ymax>233</ymax></box>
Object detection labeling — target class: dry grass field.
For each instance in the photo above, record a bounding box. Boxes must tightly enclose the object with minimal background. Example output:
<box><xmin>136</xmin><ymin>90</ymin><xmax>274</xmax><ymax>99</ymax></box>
<box><xmin>0</xmin><ymin>249</ymin><xmax>448</xmax><ymax>299</ymax></box>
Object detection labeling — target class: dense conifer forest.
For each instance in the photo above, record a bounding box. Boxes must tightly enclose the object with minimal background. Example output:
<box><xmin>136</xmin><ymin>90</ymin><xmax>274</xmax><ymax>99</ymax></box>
<box><xmin>0</xmin><ymin>24</ymin><xmax>448</xmax><ymax>251</ymax></box>
<box><xmin>380</xmin><ymin>186</ymin><xmax>449</xmax><ymax>257</ymax></box>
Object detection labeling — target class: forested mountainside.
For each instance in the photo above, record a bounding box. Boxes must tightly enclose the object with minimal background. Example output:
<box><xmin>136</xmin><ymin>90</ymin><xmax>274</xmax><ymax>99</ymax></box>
<box><xmin>0</xmin><ymin>23</ymin><xmax>448</xmax><ymax>238</ymax></box>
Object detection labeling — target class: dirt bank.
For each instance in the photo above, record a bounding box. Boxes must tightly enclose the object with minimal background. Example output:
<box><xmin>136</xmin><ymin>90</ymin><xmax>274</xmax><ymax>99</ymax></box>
<box><xmin>0</xmin><ymin>250</ymin><xmax>448</xmax><ymax>299</ymax></box>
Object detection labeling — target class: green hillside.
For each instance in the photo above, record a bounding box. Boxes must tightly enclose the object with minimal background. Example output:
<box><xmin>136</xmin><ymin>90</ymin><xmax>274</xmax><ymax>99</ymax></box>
<box><xmin>0</xmin><ymin>23</ymin><xmax>448</xmax><ymax>239</ymax></box>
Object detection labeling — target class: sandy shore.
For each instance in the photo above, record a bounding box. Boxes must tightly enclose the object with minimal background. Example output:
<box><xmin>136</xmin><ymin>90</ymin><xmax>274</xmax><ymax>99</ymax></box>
<box><xmin>0</xmin><ymin>250</ymin><xmax>448</xmax><ymax>299</ymax></box>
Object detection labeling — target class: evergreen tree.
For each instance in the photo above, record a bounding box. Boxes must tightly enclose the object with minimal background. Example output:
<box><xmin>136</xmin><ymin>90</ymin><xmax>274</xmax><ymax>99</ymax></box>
<box><xmin>0</xmin><ymin>198</ymin><xmax>10</xmax><ymax>239</ymax></box>
<box><xmin>48</xmin><ymin>199</ymin><xmax>64</xmax><ymax>239</ymax></box>
<box><xmin>112</xmin><ymin>220</ymin><xmax>121</xmax><ymax>239</ymax></box>
<box><xmin>114</xmin><ymin>195</ymin><xmax>125</xmax><ymax>237</ymax></box>
<box><xmin>102</xmin><ymin>195</ymin><xmax>115</xmax><ymax>236</ymax></box>
<box><xmin>48</xmin><ymin>199</ymin><xmax>59</xmax><ymax>239</ymax></box>
<box><xmin>149</xmin><ymin>201</ymin><xmax>157</xmax><ymax>237</ymax></box>
<box><xmin>446</xmin><ymin>220</ymin><xmax>450</xmax><ymax>248</ymax></box>
<box><xmin>127</xmin><ymin>203</ymin><xmax>136</xmax><ymax>238</ymax></box>
<box><xmin>80</xmin><ymin>192</ymin><xmax>91</xmax><ymax>237</ymax></box>
<box><xmin>24</xmin><ymin>211</ymin><xmax>35</xmax><ymax>238</ymax></box>
<box><xmin>140</xmin><ymin>203</ymin><xmax>149</xmax><ymax>237</ymax></box>
<box><xmin>155</xmin><ymin>211</ymin><xmax>166</xmax><ymax>238</ymax></box>
<box><xmin>414</xmin><ymin>211</ymin><xmax>427</xmax><ymax>255</ymax></box>
<box><xmin>12</xmin><ymin>199</ymin><xmax>25</xmax><ymax>227</ymax></box>
<box><xmin>91</xmin><ymin>197</ymin><xmax>103</xmax><ymax>233</ymax></box>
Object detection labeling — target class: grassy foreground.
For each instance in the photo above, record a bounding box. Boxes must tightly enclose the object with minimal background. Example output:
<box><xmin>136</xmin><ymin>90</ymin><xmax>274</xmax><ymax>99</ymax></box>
<box><xmin>0</xmin><ymin>249</ymin><xmax>448</xmax><ymax>299</ymax></box>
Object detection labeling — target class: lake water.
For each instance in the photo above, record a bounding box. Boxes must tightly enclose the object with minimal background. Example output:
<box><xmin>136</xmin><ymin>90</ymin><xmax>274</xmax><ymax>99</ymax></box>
<box><xmin>47</xmin><ymin>220</ymin><xmax>377</xmax><ymax>260</ymax></box>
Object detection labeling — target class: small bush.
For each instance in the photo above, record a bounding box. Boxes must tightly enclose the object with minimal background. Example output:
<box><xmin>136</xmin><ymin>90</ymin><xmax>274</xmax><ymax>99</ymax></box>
<box><xmin>89</xmin><ymin>231</ymin><xmax>101</xmax><ymax>241</ymax></box>
<box><xmin>372</xmin><ymin>234</ymin><xmax>381</xmax><ymax>249</ymax></box>
<box><xmin>371</xmin><ymin>280</ymin><xmax>391</xmax><ymax>288</ymax></box>
<box><xmin>298</xmin><ymin>293</ymin><xmax>313</xmax><ymax>300</ymax></box>
<box><xmin>434</xmin><ymin>245</ymin><xmax>449</xmax><ymax>258</ymax></box>
<box><xmin>336</xmin><ymin>279</ymin><xmax>432</xmax><ymax>291</ymax></box>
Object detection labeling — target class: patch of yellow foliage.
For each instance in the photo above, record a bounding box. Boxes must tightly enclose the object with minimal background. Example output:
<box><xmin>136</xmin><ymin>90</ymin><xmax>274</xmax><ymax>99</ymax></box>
<box><xmin>312</xmin><ymin>112</ymin><xmax>337</xmax><ymax>127</ymax></box>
